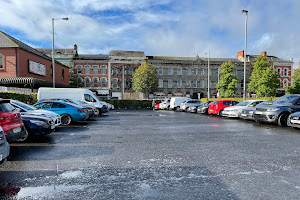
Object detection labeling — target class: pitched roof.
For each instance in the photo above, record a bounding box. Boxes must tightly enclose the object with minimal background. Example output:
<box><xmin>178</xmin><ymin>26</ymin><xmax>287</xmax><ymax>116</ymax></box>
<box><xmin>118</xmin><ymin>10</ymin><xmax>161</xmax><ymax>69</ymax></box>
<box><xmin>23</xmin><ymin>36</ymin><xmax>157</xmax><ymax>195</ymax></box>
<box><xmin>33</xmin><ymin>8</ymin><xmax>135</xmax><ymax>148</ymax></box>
<box><xmin>36</xmin><ymin>48</ymin><xmax>76</xmax><ymax>55</ymax></box>
<box><xmin>110</xmin><ymin>50</ymin><xmax>145</xmax><ymax>57</ymax></box>
<box><xmin>75</xmin><ymin>54</ymin><xmax>109</xmax><ymax>60</ymax></box>
<box><xmin>0</xmin><ymin>31</ymin><xmax>68</xmax><ymax>67</ymax></box>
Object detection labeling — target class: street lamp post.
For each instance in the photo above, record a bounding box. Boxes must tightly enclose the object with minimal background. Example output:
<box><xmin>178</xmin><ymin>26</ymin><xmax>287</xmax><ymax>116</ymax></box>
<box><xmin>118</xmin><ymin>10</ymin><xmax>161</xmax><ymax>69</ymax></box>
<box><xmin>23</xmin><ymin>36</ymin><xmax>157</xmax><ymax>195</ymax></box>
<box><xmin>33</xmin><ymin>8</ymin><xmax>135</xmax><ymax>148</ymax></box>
<box><xmin>241</xmin><ymin>10</ymin><xmax>248</xmax><ymax>101</ymax></box>
<box><xmin>205</xmin><ymin>52</ymin><xmax>210</xmax><ymax>99</ymax></box>
<box><xmin>52</xmin><ymin>17</ymin><xmax>68</xmax><ymax>88</ymax></box>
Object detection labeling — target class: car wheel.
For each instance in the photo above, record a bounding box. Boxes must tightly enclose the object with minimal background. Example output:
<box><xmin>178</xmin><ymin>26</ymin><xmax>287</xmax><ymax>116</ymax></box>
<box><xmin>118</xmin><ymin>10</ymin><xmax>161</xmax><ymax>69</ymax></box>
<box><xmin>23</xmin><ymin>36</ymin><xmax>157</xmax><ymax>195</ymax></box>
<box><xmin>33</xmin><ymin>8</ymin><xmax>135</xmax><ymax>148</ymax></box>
<box><xmin>278</xmin><ymin>113</ymin><xmax>289</xmax><ymax>127</ymax></box>
<box><xmin>17</xmin><ymin>128</ymin><xmax>29</xmax><ymax>142</ymax></box>
<box><xmin>218</xmin><ymin>110</ymin><xmax>223</xmax><ymax>116</ymax></box>
<box><xmin>61</xmin><ymin>114</ymin><xmax>72</xmax><ymax>125</ymax></box>
<box><xmin>94</xmin><ymin>109</ymin><xmax>99</xmax><ymax>116</ymax></box>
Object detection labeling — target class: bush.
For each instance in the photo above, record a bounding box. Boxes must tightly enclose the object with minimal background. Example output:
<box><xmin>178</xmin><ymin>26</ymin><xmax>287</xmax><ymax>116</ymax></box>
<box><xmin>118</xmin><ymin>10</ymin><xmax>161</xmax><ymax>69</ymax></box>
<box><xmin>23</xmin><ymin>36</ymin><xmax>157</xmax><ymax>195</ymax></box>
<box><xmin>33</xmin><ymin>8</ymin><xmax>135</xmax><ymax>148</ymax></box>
<box><xmin>200</xmin><ymin>97</ymin><xmax>279</xmax><ymax>102</ymax></box>
<box><xmin>105</xmin><ymin>99</ymin><xmax>163</xmax><ymax>109</ymax></box>
<box><xmin>0</xmin><ymin>92</ymin><xmax>37</xmax><ymax>104</ymax></box>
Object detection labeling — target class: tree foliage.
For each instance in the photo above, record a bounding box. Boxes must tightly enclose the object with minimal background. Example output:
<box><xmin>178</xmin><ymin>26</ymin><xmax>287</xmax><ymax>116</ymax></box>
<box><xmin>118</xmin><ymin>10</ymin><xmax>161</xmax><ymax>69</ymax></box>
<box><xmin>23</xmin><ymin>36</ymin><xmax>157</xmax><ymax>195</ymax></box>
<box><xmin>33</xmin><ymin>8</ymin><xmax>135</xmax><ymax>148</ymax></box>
<box><xmin>248</xmin><ymin>55</ymin><xmax>280</xmax><ymax>97</ymax></box>
<box><xmin>68</xmin><ymin>63</ymin><xmax>79</xmax><ymax>87</ymax></box>
<box><xmin>132</xmin><ymin>61</ymin><xmax>158</xmax><ymax>98</ymax></box>
<box><xmin>216</xmin><ymin>61</ymin><xmax>239</xmax><ymax>97</ymax></box>
<box><xmin>286</xmin><ymin>68</ymin><xmax>300</xmax><ymax>94</ymax></box>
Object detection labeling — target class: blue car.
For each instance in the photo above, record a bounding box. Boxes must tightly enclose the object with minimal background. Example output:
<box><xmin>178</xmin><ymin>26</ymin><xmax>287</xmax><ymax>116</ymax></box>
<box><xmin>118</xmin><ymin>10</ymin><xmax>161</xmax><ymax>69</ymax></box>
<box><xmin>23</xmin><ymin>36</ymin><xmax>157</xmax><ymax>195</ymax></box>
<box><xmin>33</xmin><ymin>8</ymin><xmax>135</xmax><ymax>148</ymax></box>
<box><xmin>33</xmin><ymin>101</ymin><xmax>89</xmax><ymax>125</ymax></box>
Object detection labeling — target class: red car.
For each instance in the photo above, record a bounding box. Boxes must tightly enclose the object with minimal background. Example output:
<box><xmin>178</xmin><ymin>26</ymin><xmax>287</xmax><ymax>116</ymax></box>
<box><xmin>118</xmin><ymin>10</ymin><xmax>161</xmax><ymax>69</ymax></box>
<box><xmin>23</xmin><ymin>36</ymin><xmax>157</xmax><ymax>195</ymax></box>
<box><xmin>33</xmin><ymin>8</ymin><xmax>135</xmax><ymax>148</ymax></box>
<box><xmin>0</xmin><ymin>99</ymin><xmax>27</xmax><ymax>142</ymax></box>
<box><xmin>208</xmin><ymin>100</ymin><xmax>239</xmax><ymax>115</ymax></box>
<box><xmin>155</xmin><ymin>104</ymin><xmax>160</xmax><ymax>110</ymax></box>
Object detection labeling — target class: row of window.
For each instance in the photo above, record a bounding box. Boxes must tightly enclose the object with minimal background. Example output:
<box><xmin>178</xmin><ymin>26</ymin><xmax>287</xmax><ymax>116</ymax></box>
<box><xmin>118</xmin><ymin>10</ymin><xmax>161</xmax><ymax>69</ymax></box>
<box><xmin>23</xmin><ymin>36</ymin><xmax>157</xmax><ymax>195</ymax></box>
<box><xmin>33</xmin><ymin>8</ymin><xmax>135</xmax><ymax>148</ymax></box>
<box><xmin>76</xmin><ymin>65</ymin><xmax>134</xmax><ymax>75</ymax></box>
<box><xmin>159</xmin><ymin>79</ymin><xmax>213</xmax><ymax>89</ymax></box>
<box><xmin>276</xmin><ymin>68</ymin><xmax>290</xmax><ymax>77</ymax></box>
<box><xmin>78</xmin><ymin>78</ymin><xmax>132</xmax><ymax>89</ymax></box>
<box><xmin>158</xmin><ymin>67</ymin><xmax>244</xmax><ymax>76</ymax></box>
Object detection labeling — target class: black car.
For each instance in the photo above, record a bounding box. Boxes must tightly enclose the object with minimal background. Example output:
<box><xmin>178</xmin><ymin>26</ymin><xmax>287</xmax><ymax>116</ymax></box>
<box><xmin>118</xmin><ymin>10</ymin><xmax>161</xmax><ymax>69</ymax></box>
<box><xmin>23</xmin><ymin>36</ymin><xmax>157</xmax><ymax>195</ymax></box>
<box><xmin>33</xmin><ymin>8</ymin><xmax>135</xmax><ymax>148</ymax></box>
<box><xmin>21</xmin><ymin>114</ymin><xmax>55</xmax><ymax>140</ymax></box>
<box><xmin>253</xmin><ymin>95</ymin><xmax>300</xmax><ymax>126</ymax></box>
<box><xmin>197</xmin><ymin>101</ymin><xmax>213</xmax><ymax>114</ymax></box>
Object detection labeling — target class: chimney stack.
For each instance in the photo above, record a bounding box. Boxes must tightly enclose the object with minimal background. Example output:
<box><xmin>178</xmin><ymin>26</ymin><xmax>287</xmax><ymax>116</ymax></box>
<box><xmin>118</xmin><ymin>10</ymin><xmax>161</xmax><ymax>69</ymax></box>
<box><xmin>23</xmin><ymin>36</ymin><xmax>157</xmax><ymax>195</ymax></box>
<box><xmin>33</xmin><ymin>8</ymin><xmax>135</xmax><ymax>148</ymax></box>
<box><xmin>260</xmin><ymin>51</ymin><xmax>267</xmax><ymax>56</ymax></box>
<box><xmin>237</xmin><ymin>50</ymin><xmax>244</xmax><ymax>58</ymax></box>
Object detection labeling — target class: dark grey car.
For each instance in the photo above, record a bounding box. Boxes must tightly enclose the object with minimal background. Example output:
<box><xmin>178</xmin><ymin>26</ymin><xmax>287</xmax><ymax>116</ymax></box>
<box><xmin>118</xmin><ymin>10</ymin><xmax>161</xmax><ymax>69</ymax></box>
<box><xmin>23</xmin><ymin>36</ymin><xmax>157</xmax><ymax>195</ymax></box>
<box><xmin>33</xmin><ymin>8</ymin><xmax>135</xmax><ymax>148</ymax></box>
<box><xmin>0</xmin><ymin>126</ymin><xmax>10</xmax><ymax>167</ymax></box>
<box><xmin>253</xmin><ymin>95</ymin><xmax>300</xmax><ymax>126</ymax></box>
<box><xmin>197</xmin><ymin>101</ymin><xmax>213</xmax><ymax>114</ymax></box>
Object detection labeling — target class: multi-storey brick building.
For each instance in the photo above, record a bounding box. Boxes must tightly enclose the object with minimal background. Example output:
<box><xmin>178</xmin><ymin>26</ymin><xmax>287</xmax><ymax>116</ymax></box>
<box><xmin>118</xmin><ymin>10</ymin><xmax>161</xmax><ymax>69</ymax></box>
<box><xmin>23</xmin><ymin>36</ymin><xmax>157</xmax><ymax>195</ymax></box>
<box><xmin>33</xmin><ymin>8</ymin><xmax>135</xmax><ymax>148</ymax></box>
<box><xmin>0</xmin><ymin>31</ymin><xmax>70</xmax><ymax>92</ymax></box>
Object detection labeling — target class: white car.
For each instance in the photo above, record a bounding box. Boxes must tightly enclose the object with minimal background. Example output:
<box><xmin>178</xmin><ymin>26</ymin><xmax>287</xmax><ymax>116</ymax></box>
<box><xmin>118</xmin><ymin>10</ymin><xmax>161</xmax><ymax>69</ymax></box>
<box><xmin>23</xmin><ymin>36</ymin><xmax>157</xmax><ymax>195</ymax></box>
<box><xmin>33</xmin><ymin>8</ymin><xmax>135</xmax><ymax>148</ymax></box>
<box><xmin>221</xmin><ymin>100</ymin><xmax>265</xmax><ymax>118</ymax></box>
<box><xmin>10</xmin><ymin>100</ymin><xmax>61</xmax><ymax>127</ymax></box>
<box><xmin>161</xmin><ymin>98</ymin><xmax>171</xmax><ymax>110</ymax></box>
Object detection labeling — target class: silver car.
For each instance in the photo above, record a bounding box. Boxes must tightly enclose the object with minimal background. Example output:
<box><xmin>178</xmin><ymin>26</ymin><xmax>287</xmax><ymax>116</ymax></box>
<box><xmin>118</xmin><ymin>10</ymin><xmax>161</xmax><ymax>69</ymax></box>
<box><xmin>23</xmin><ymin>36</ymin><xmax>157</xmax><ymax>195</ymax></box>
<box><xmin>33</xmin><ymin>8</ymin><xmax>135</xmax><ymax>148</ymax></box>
<box><xmin>10</xmin><ymin>100</ymin><xmax>61</xmax><ymax>127</ymax></box>
<box><xmin>222</xmin><ymin>100</ymin><xmax>265</xmax><ymax>118</ymax></box>
<box><xmin>0</xmin><ymin>126</ymin><xmax>10</xmax><ymax>167</ymax></box>
<box><xmin>180</xmin><ymin>99</ymin><xmax>201</xmax><ymax>111</ymax></box>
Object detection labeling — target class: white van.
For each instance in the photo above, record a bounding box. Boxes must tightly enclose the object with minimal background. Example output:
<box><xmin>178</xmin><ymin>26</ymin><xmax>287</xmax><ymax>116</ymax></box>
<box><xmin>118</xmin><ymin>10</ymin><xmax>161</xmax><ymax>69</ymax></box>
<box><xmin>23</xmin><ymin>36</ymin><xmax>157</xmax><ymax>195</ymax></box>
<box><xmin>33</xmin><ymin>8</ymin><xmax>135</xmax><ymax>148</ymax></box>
<box><xmin>169</xmin><ymin>97</ymin><xmax>191</xmax><ymax>111</ymax></box>
<box><xmin>37</xmin><ymin>88</ymin><xmax>108</xmax><ymax>114</ymax></box>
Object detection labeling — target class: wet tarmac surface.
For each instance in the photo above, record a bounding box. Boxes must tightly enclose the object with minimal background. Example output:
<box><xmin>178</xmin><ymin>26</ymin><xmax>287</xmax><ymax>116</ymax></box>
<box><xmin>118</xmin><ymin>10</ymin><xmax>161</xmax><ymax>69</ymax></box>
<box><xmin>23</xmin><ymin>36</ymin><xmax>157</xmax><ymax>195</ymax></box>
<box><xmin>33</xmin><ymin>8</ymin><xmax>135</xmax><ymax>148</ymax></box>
<box><xmin>1</xmin><ymin>110</ymin><xmax>300</xmax><ymax>199</ymax></box>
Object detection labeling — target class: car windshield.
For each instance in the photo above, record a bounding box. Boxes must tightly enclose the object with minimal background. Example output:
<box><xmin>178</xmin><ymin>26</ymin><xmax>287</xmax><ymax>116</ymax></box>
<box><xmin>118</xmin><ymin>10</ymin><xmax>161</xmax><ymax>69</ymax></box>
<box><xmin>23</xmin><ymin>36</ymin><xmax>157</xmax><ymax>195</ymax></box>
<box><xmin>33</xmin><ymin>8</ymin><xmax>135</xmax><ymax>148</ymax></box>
<box><xmin>235</xmin><ymin>101</ymin><xmax>251</xmax><ymax>106</ymax></box>
<box><xmin>211</xmin><ymin>101</ymin><xmax>219</xmax><ymax>105</ymax></box>
<box><xmin>258</xmin><ymin>101</ymin><xmax>273</xmax><ymax>106</ymax></box>
<box><xmin>273</xmin><ymin>96</ymin><xmax>300</xmax><ymax>105</ymax></box>
<box><xmin>12</xmin><ymin>101</ymin><xmax>37</xmax><ymax>110</ymax></box>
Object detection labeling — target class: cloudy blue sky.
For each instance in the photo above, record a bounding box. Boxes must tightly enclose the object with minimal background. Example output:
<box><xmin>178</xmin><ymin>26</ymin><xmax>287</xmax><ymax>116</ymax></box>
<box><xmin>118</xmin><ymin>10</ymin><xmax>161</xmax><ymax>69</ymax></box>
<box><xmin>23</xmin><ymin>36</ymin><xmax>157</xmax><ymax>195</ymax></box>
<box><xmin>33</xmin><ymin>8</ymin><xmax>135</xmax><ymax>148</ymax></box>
<box><xmin>0</xmin><ymin>0</ymin><xmax>299</xmax><ymax>65</ymax></box>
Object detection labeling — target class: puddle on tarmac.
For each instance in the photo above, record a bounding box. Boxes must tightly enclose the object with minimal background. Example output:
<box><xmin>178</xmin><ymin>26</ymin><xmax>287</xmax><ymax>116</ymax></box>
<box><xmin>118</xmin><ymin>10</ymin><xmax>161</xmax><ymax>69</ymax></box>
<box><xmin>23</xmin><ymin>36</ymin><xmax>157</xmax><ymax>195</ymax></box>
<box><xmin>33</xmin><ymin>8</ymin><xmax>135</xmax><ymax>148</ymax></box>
<box><xmin>59</xmin><ymin>171</ymin><xmax>83</xmax><ymax>179</ymax></box>
<box><xmin>17</xmin><ymin>184</ymin><xmax>93</xmax><ymax>199</ymax></box>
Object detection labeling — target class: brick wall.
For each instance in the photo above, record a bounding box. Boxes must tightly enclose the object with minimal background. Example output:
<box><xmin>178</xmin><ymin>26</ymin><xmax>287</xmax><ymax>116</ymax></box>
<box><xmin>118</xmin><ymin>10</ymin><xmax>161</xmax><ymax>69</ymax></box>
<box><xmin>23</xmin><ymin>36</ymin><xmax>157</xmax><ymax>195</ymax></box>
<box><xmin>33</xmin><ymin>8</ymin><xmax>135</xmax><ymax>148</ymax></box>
<box><xmin>0</xmin><ymin>48</ymin><xmax>17</xmax><ymax>77</ymax></box>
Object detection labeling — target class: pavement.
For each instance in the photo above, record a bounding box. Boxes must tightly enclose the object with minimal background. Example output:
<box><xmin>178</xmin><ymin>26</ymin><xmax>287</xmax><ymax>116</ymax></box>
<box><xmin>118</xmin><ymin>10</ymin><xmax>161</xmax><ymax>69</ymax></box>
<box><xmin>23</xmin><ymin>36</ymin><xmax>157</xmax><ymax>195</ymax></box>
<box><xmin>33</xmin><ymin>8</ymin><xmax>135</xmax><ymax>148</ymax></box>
<box><xmin>1</xmin><ymin>110</ymin><xmax>300</xmax><ymax>199</ymax></box>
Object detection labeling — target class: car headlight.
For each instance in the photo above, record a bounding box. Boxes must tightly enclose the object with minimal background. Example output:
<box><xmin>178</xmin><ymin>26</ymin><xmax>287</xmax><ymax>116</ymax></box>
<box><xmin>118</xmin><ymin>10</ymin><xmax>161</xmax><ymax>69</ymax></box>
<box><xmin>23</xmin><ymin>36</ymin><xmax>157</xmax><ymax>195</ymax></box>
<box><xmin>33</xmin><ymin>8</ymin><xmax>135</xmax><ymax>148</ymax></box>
<box><xmin>249</xmin><ymin>111</ymin><xmax>253</xmax><ymax>114</ymax></box>
<box><xmin>267</xmin><ymin>108</ymin><xmax>280</xmax><ymax>111</ymax></box>
<box><xmin>30</xmin><ymin>120</ymin><xmax>48</xmax><ymax>126</ymax></box>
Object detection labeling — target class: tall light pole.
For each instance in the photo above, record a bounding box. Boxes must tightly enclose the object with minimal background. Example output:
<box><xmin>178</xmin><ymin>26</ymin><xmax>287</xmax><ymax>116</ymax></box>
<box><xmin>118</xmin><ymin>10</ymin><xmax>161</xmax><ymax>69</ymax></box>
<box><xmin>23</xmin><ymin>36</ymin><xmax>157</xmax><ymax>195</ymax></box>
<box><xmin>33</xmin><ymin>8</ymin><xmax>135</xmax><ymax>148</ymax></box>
<box><xmin>205</xmin><ymin>51</ymin><xmax>210</xmax><ymax>99</ymax></box>
<box><xmin>52</xmin><ymin>17</ymin><xmax>68</xmax><ymax>88</ymax></box>
<box><xmin>241</xmin><ymin>10</ymin><xmax>248</xmax><ymax>101</ymax></box>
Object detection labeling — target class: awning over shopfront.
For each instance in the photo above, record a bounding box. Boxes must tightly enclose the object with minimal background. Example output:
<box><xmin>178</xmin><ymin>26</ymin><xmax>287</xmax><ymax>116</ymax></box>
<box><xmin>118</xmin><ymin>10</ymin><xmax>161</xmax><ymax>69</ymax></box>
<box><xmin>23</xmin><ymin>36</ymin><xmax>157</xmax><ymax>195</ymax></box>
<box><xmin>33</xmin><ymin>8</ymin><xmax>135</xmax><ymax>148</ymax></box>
<box><xmin>0</xmin><ymin>77</ymin><xmax>71</xmax><ymax>88</ymax></box>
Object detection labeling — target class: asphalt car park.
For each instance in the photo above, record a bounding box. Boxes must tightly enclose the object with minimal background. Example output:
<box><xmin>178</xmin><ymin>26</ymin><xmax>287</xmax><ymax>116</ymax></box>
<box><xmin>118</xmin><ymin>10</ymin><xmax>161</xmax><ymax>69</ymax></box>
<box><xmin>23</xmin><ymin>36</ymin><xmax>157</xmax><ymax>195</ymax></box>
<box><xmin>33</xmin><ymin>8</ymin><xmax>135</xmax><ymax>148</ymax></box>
<box><xmin>1</xmin><ymin>110</ymin><xmax>300</xmax><ymax>199</ymax></box>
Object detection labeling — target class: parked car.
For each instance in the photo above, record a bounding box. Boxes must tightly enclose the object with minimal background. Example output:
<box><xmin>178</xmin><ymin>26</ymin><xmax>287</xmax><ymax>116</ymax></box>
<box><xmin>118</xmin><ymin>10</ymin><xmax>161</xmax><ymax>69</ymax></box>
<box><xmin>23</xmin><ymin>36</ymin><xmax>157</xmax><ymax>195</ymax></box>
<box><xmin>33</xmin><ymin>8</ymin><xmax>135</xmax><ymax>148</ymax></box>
<box><xmin>208</xmin><ymin>100</ymin><xmax>239</xmax><ymax>115</ymax></box>
<box><xmin>221</xmin><ymin>100</ymin><xmax>265</xmax><ymax>118</ymax></box>
<box><xmin>0</xmin><ymin>126</ymin><xmax>10</xmax><ymax>167</ymax></box>
<box><xmin>188</xmin><ymin>104</ymin><xmax>201</xmax><ymax>113</ymax></box>
<box><xmin>254</xmin><ymin>95</ymin><xmax>300</xmax><ymax>126</ymax></box>
<box><xmin>287</xmin><ymin>112</ymin><xmax>300</xmax><ymax>129</ymax></box>
<box><xmin>10</xmin><ymin>100</ymin><xmax>61</xmax><ymax>127</ymax></box>
<box><xmin>0</xmin><ymin>99</ymin><xmax>27</xmax><ymax>142</ymax></box>
<box><xmin>197</xmin><ymin>101</ymin><xmax>213</xmax><ymax>114</ymax></box>
<box><xmin>41</xmin><ymin>98</ymin><xmax>98</xmax><ymax>117</ymax></box>
<box><xmin>33</xmin><ymin>101</ymin><xmax>89</xmax><ymax>125</ymax></box>
<box><xmin>37</xmin><ymin>88</ymin><xmax>108</xmax><ymax>114</ymax></box>
<box><xmin>155</xmin><ymin>104</ymin><xmax>160</xmax><ymax>110</ymax></box>
<box><xmin>180</xmin><ymin>99</ymin><xmax>201</xmax><ymax>111</ymax></box>
<box><xmin>161</xmin><ymin>98</ymin><xmax>171</xmax><ymax>110</ymax></box>
<box><xmin>240</xmin><ymin>101</ymin><xmax>273</xmax><ymax>120</ymax></box>
<box><xmin>169</xmin><ymin>97</ymin><xmax>191</xmax><ymax>111</ymax></box>
<box><xmin>21</xmin><ymin>114</ymin><xmax>55</xmax><ymax>140</ymax></box>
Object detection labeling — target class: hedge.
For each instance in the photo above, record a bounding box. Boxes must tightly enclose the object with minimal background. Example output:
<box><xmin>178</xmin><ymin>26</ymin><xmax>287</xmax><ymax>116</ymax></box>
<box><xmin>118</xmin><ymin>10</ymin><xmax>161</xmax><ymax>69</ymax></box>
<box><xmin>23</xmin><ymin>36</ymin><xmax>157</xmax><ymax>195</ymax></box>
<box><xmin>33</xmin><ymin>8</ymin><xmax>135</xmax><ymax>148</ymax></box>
<box><xmin>0</xmin><ymin>92</ymin><xmax>37</xmax><ymax>104</ymax></box>
<box><xmin>200</xmin><ymin>97</ymin><xmax>279</xmax><ymax>102</ymax></box>
<box><xmin>105</xmin><ymin>99</ymin><xmax>162</xmax><ymax>109</ymax></box>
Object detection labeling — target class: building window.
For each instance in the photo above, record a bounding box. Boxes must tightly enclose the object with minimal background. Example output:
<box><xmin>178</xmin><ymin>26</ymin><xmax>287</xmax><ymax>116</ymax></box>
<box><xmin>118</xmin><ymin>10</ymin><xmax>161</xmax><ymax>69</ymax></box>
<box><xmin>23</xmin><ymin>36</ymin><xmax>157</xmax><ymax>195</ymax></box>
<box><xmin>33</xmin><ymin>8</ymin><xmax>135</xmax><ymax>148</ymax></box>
<box><xmin>113</xmin><ymin>78</ymin><xmax>118</xmax><ymax>88</ymax></box>
<box><xmin>177</xmin><ymin>79</ymin><xmax>182</xmax><ymax>88</ymax></box>
<box><xmin>277</xmin><ymin>68</ymin><xmax>281</xmax><ymax>75</ymax></box>
<box><xmin>61</xmin><ymin>69</ymin><xmax>64</xmax><ymax>80</ymax></box>
<box><xmin>112</xmin><ymin>66</ymin><xmax>118</xmax><ymax>75</ymax></box>
<box><xmin>186</xmin><ymin>80</ymin><xmax>191</xmax><ymax>88</ymax></box>
<box><xmin>216</xmin><ymin>68</ymin><xmax>219</xmax><ymax>76</ymax></box>
<box><xmin>193</xmin><ymin>79</ymin><xmax>197</xmax><ymax>88</ymax></box>
<box><xmin>284</xmin><ymin>68</ymin><xmax>288</xmax><ymax>76</ymax></box>
<box><xmin>128</xmin><ymin>67</ymin><xmax>133</xmax><ymax>75</ymax></box>
<box><xmin>168</xmin><ymin>67</ymin><xmax>173</xmax><ymax>75</ymax></box>
<box><xmin>200</xmin><ymin>68</ymin><xmax>204</xmax><ymax>75</ymax></box>
<box><xmin>85</xmin><ymin>78</ymin><xmax>90</xmax><ymax>87</ymax></box>
<box><xmin>159</xmin><ymin>79</ymin><xmax>163</xmax><ymax>88</ymax></box>
<box><xmin>101</xmin><ymin>65</ymin><xmax>107</xmax><ymax>75</ymax></box>
<box><xmin>168</xmin><ymin>79</ymin><xmax>173</xmax><ymax>88</ymax></box>
<box><xmin>100</xmin><ymin>78</ymin><xmax>106</xmax><ymax>88</ymax></box>
<box><xmin>186</xmin><ymin>68</ymin><xmax>191</xmax><ymax>75</ymax></box>
<box><xmin>0</xmin><ymin>53</ymin><xmax>3</xmax><ymax>69</ymax></box>
<box><xmin>129</xmin><ymin>78</ymin><xmax>133</xmax><ymax>88</ymax></box>
<box><xmin>233</xmin><ymin>69</ymin><xmax>237</xmax><ymax>76</ymax></box>
<box><xmin>193</xmin><ymin>68</ymin><xmax>198</xmax><ymax>75</ymax></box>
<box><xmin>200</xmin><ymin>80</ymin><xmax>204</xmax><ymax>88</ymax></box>
<box><xmin>159</xmin><ymin>67</ymin><xmax>163</xmax><ymax>75</ymax></box>
<box><xmin>177</xmin><ymin>68</ymin><xmax>182</xmax><ymax>75</ymax></box>
<box><xmin>283</xmin><ymin>79</ymin><xmax>289</xmax><ymax>87</ymax></box>
<box><xmin>85</xmin><ymin>65</ymin><xmax>90</xmax><ymax>74</ymax></box>
<box><xmin>93</xmin><ymin>78</ymin><xmax>98</xmax><ymax>87</ymax></box>
<box><xmin>78</xmin><ymin>78</ymin><xmax>83</xmax><ymax>87</ymax></box>
<box><xmin>50</xmin><ymin>65</ymin><xmax>53</xmax><ymax>77</ymax></box>
<box><xmin>93</xmin><ymin>65</ymin><xmax>98</xmax><ymax>74</ymax></box>
<box><xmin>76</xmin><ymin>65</ymin><xmax>82</xmax><ymax>74</ymax></box>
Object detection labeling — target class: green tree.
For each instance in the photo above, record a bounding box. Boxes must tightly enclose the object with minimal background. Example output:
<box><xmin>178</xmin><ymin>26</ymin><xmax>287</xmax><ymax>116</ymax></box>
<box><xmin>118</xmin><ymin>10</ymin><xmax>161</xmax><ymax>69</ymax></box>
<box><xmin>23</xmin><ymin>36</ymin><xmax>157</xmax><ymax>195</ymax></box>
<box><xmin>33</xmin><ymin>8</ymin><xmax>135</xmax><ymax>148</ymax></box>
<box><xmin>132</xmin><ymin>61</ymin><xmax>158</xmax><ymax>98</ymax></box>
<box><xmin>248</xmin><ymin>55</ymin><xmax>280</xmax><ymax>97</ymax></box>
<box><xmin>216</xmin><ymin>60</ymin><xmax>239</xmax><ymax>97</ymax></box>
<box><xmin>286</xmin><ymin>68</ymin><xmax>300</xmax><ymax>94</ymax></box>
<box><xmin>68</xmin><ymin>63</ymin><xmax>79</xmax><ymax>87</ymax></box>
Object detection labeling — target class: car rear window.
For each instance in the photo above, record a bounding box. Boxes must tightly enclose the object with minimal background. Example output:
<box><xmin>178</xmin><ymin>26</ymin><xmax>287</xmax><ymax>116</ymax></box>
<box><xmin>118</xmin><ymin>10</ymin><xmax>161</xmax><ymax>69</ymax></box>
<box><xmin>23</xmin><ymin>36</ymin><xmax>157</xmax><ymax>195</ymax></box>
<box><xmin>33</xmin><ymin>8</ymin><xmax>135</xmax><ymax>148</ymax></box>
<box><xmin>222</xmin><ymin>101</ymin><xmax>231</xmax><ymax>105</ymax></box>
<box><xmin>0</xmin><ymin>103</ymin><xmax>15</xmax><ymax>112</ymax></box>
<box><xmin>52</xmin><ymin>103</ymin><xmax>67</xmax><ymax>108</ymax></box>
<box><xmin>211</xmin><ymin>102</ymin><xmax>219</xmax><ymax>105</ymax></box>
